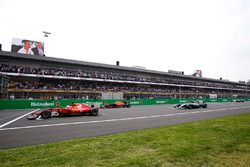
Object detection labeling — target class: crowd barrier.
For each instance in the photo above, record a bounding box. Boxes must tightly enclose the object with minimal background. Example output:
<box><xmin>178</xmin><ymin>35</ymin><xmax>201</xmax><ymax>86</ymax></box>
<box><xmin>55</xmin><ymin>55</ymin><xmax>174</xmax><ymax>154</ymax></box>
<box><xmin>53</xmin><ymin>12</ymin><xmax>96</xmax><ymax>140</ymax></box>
<box><xmin>0</xmin><ymin>98</ymin><xmax>250</xmax><ymax>110</ymax></box>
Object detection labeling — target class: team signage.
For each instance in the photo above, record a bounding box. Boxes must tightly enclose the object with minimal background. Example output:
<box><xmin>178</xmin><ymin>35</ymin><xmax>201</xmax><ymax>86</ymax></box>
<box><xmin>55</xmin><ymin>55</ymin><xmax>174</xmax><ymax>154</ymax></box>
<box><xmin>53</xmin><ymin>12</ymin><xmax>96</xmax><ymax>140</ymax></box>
<box><xmin>168</xmin><ymin>70</ymin><xmax>184</xmax><ymax>75</ymax></box>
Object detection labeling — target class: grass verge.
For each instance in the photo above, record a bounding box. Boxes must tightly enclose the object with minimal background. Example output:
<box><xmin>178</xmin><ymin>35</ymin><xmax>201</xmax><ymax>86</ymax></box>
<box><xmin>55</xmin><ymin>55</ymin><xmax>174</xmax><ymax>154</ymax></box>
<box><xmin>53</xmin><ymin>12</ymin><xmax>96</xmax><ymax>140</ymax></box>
<box><xmin>1</xmin><ymin>113</ymin><xmax>250</xmax><ymax>167</ymax></box>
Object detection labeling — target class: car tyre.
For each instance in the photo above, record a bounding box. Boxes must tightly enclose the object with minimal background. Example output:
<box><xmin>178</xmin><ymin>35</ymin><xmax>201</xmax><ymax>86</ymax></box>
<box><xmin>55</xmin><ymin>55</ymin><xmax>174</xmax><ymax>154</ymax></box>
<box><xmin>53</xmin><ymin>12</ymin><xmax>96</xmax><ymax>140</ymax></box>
<box><xmin>90</xmin><ymin>108</ymin><xmax>99</xmax><ymax>116</ymax></box>
<box><xmin>41</xmin><ymin>110</ymin><xmax>51</xmax><ymax>119</ymax></box>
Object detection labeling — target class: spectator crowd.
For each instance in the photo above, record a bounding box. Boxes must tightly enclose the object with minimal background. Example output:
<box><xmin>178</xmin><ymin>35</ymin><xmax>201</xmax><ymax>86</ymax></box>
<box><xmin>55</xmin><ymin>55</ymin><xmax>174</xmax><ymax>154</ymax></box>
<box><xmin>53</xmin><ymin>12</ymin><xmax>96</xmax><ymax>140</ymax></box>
<box><xmin>1</xmin><ymin>63</ymin><xmax>248</xmax><ymax>91</ymax></box>
<box><xmin>8</xmin><ymin>80</ymin><xmax>244</xmax><ymax>99</ymax></box>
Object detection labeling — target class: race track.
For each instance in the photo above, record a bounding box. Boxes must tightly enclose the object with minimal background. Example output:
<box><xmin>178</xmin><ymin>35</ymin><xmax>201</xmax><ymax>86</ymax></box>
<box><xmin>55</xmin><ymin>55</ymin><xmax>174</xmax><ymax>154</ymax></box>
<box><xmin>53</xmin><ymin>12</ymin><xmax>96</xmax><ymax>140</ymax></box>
<box><xmin>1</xmin><ymin>102</ymin><xmax>250</xmax><ymax>149</ymax></box>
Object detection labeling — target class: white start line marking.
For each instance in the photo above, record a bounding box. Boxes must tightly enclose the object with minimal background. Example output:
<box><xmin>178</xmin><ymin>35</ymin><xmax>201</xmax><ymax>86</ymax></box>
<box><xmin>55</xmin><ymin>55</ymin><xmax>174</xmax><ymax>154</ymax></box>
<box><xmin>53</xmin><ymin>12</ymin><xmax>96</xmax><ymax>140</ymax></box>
<box><xmin>0</xmin><ymin>109</ymin><xmax>40</xmax><ymax>129</ymax></box>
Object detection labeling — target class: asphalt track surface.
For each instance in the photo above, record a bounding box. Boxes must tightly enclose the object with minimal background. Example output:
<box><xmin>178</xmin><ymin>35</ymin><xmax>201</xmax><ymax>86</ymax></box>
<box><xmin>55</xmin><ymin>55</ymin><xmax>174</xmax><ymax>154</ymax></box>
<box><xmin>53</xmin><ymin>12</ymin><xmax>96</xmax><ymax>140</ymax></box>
<box><xmin>1</xmin><ymin>102</ymin><xmax>250</xmax><ymax>149</ymax></box>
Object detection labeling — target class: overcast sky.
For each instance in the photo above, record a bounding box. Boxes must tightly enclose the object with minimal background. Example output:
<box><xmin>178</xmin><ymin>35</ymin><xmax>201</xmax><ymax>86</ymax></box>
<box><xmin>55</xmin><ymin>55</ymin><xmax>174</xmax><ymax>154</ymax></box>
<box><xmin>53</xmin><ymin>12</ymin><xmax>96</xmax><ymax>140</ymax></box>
<box><xmin>0</xmin><ymin>0</ymin><xmax>249</xmax><ymax>82</ymax></box>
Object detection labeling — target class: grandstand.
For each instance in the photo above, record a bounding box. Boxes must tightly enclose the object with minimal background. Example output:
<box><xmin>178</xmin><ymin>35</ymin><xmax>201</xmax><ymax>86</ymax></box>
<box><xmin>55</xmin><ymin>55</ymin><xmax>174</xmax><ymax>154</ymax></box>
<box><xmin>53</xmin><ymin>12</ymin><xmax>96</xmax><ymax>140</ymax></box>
<box><xmin>0</xmin><ymin>50</ymin><xmax>249</xmax><ymax>100</ymax></box>
<box><xmin>0</xmin><ymin>73</ymin><xmax>9</xmax><ymax>99</ymax></box>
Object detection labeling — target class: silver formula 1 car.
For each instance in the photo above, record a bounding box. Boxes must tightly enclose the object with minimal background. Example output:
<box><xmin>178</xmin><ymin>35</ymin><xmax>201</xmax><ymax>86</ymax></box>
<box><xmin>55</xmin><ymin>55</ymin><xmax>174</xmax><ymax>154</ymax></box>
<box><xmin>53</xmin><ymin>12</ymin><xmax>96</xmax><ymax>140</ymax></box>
<box><xmin>174</xmin><ymin>100</ymin><xmax>207</xmax><ymax>109</ymax></box>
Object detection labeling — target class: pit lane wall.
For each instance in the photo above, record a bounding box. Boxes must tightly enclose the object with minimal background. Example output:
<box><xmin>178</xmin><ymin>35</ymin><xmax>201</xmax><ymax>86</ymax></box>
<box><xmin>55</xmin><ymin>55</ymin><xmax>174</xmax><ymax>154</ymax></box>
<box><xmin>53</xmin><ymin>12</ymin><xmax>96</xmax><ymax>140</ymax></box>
<box><xmin>0</xmin><ymin>98</ymin><xmax>250</xmax><ymax>110</ymax></box>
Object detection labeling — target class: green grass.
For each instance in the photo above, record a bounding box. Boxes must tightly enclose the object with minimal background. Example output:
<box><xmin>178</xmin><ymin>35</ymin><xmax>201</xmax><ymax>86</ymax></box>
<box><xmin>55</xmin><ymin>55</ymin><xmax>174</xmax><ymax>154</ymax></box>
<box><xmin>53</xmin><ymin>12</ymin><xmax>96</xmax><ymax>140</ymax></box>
<box><xmin>1</xmin><ymin>113</ymin><xmax>250</xmax><ymax>167</ymax></box>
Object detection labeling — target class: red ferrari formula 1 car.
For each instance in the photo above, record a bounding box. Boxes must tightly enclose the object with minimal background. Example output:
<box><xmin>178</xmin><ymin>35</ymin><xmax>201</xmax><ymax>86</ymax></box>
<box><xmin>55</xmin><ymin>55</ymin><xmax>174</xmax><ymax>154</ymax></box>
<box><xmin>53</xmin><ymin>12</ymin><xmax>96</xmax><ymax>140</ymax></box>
<box><xmin>28</xmin><ymin>103</ymin><xmax>99</xmax><ymax>120</ymax></box>
<box><xmin>102</xmin><ymin>101</ymin><xmax>130</xmax><ymax>109</ymax></box>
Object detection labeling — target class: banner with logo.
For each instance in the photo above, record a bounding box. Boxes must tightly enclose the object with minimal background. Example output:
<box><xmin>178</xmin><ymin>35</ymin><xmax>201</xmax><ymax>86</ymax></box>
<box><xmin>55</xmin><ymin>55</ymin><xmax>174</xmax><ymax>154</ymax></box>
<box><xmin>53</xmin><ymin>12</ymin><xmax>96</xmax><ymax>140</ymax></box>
<box><xmin>0</xmin><ymin>98</ymin><xmax>250</xmax><ymax>110</ymax></box>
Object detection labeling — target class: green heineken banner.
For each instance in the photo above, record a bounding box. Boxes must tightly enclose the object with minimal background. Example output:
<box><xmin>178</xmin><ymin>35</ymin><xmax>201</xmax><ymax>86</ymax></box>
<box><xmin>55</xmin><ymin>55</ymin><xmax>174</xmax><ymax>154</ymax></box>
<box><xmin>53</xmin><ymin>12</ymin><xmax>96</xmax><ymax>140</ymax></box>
<box><xmin>0</xmin><ymin>98</ymin><xmax>249</xmax><ymax>110</ymax></box>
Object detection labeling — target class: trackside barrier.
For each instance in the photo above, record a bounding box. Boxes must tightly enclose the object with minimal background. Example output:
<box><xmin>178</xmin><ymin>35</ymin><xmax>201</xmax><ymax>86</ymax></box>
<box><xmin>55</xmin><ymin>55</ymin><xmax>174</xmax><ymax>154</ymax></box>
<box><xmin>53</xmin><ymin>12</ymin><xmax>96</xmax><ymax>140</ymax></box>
<box><xmin>130</xmin><ymin>98</ymin><xmax>250</xmax><ymax>105</ymax></box>
<box><xmin>0</xmin><ymin>98</ymin><xmax>250</xmax><ymax>110</ymax></box>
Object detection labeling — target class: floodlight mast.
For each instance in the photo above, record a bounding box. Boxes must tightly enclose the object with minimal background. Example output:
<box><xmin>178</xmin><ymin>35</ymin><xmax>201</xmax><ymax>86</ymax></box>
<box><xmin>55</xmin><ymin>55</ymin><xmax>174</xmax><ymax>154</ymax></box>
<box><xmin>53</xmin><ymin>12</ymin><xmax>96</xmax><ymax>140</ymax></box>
<box><xmin>42</xmin><ymin>31</ymin><xmax>51</xmax><ymax>37</ymax></box>
<box><xmin>42</xmin><ymin>31</ymin><xmax>51</xmax><ymax>56</ymax></box>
